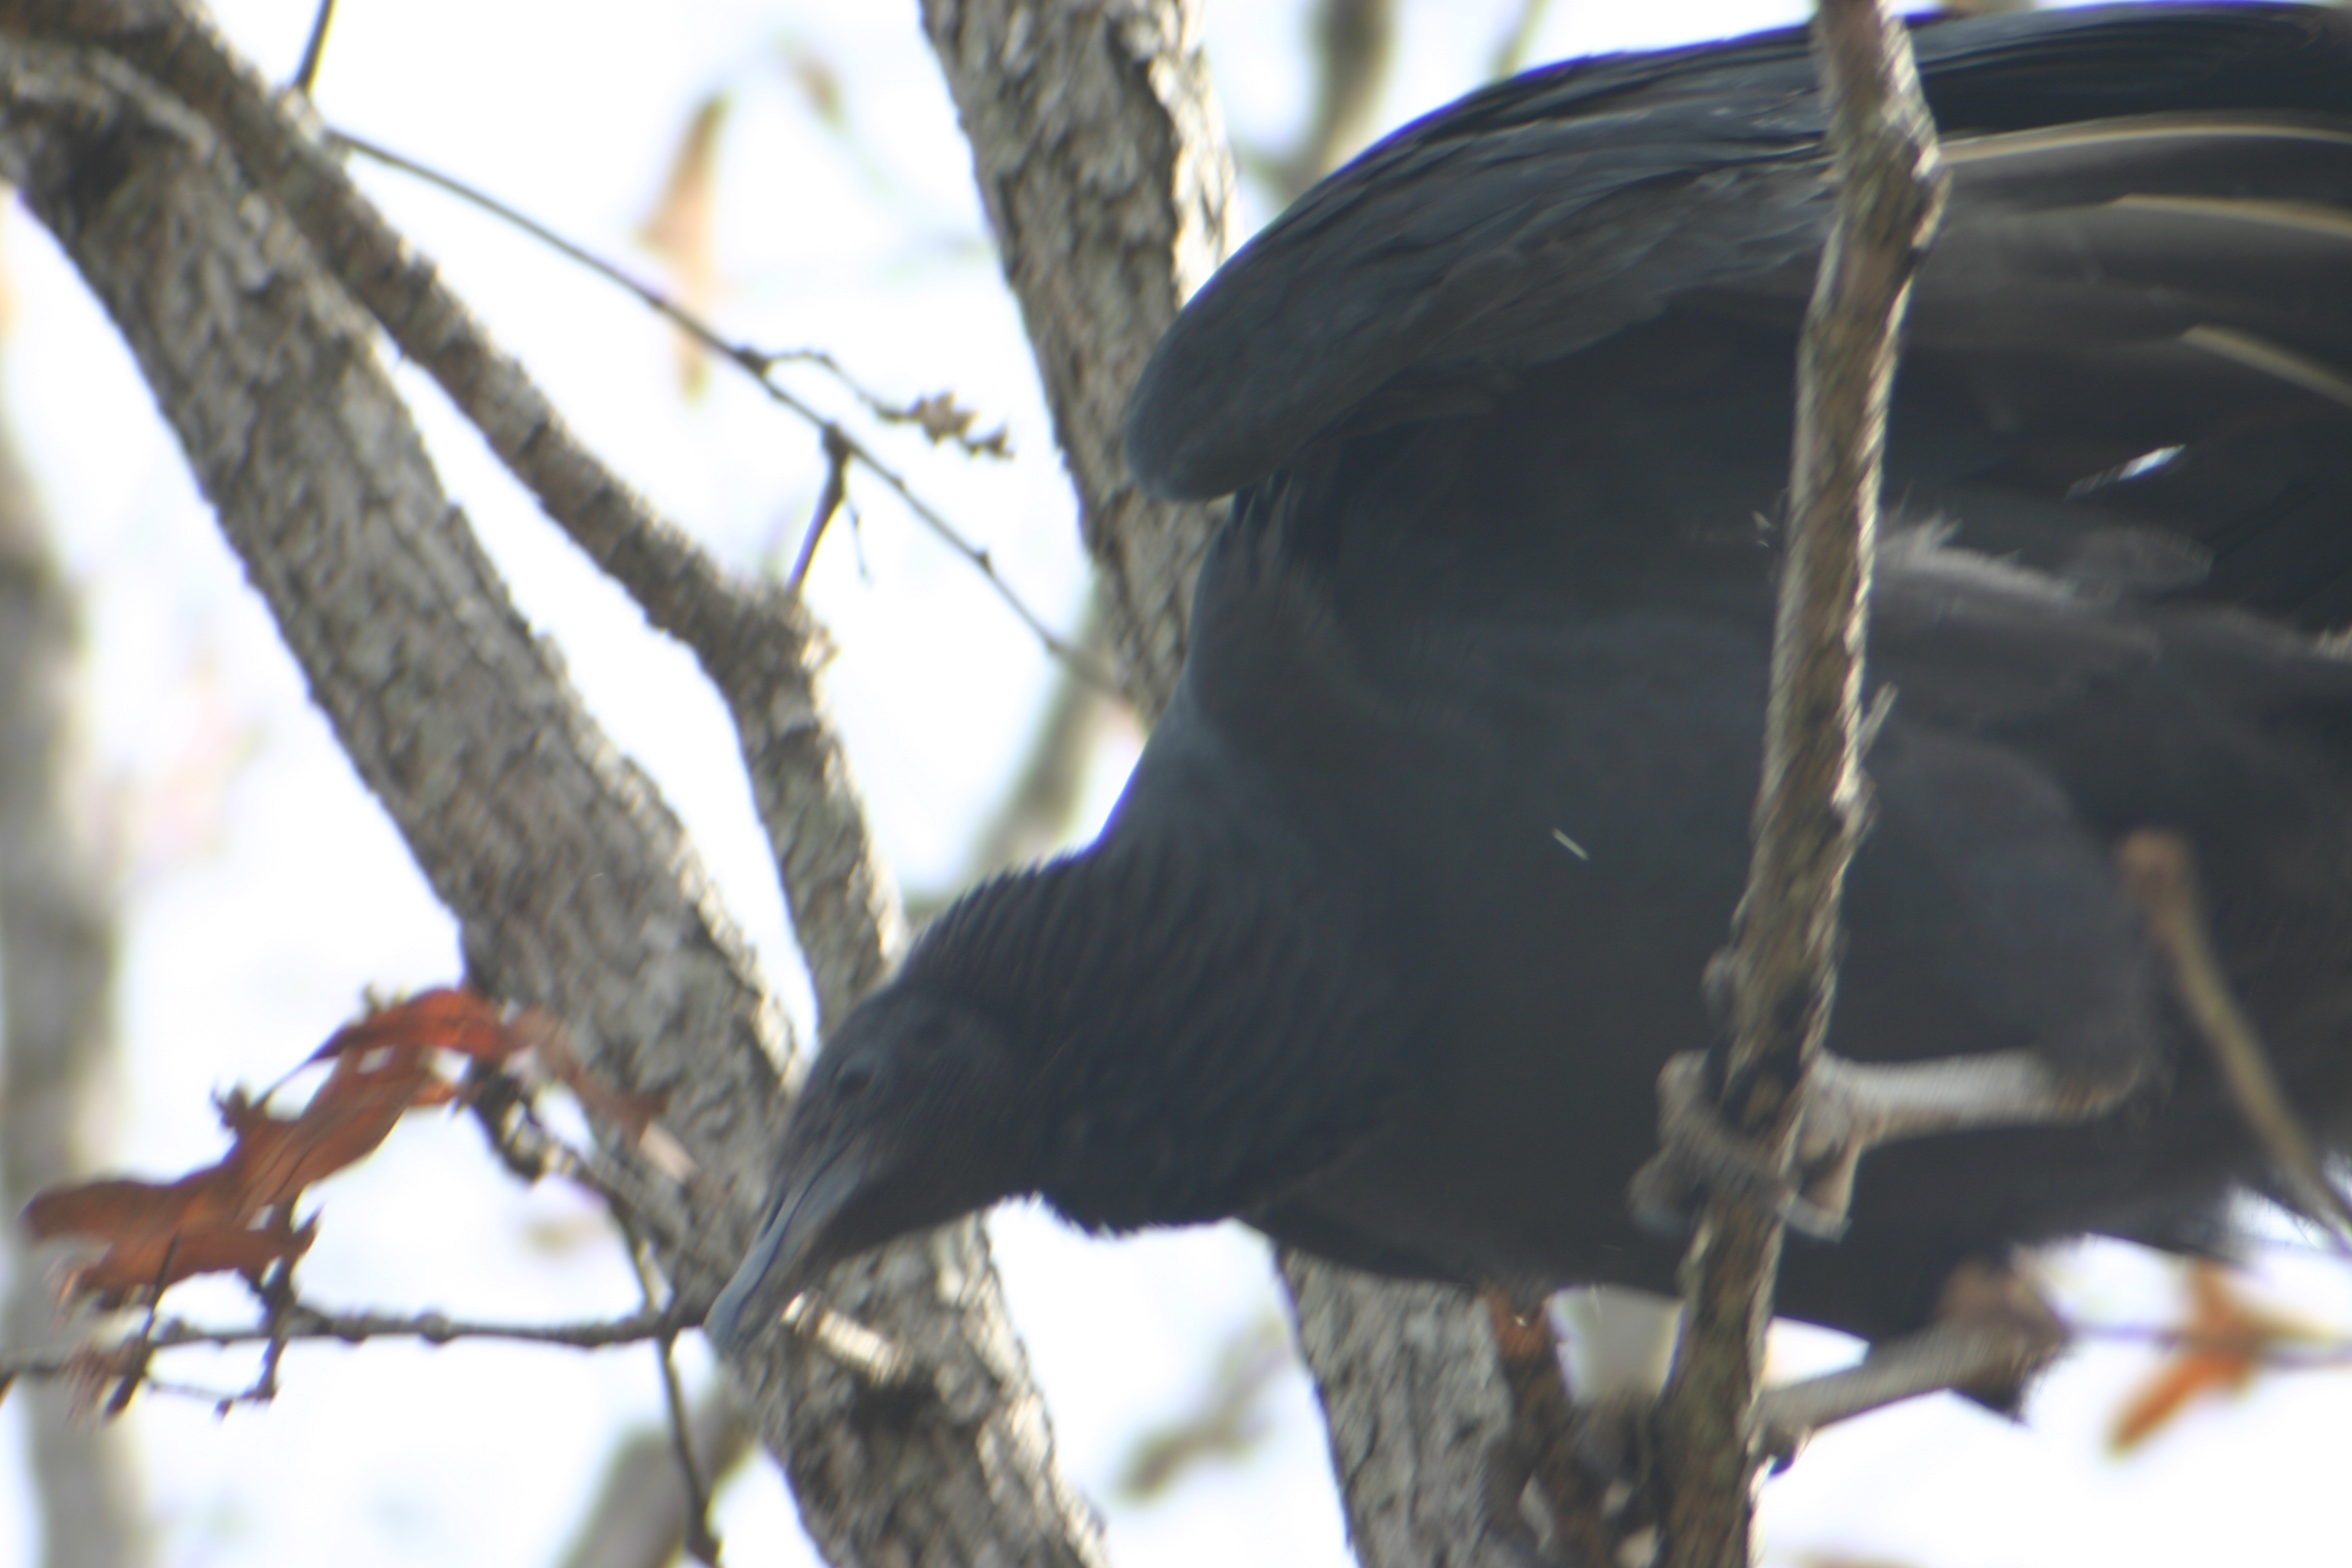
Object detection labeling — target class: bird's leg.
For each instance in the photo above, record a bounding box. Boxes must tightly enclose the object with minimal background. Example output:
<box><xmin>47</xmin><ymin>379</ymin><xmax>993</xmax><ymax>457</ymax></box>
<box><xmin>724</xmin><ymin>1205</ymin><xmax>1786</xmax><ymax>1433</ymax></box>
<box><xmin>1481</xmin><ymin>1287</ymin><xmax>1661</xmax><ymax>1568</ymax></box>
<box><xmin>1632</xmin><ymin>1040</ymin><xmax>2137</xmax><ymax>1240</ymax></box>
<box><xmin>1788</xmin><ymin>1049</ymin><xmax>2136</xmax><ymax>1217</ymax></box>
<box><xmin>1754</xmin><ymin>1259</ymin><xmax>2068</xmax><ymax>1466</ymax></box>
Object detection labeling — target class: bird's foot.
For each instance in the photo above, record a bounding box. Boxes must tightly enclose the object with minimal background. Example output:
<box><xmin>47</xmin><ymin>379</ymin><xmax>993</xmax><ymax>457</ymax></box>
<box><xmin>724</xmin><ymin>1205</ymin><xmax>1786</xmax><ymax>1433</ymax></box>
<box><xmin>1628</xmin><ymin>1052</ymin><xmax>1850</xmax><ymax>1240</ymax></box>
<box><xmin>1631</xmin><ymin>1046</ymin><xmax>2132</xmax><ymax>1240</ymax></box>
<box><xmin>1754</xmin><ymin>1259</ymin><xmax>2068</xmax><ymax>1465</ymax></box>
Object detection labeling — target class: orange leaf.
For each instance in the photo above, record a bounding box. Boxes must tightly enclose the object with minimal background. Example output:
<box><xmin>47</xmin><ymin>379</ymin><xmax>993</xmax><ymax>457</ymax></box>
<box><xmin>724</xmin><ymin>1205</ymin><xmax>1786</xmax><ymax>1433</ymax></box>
<box><xmin>64</xmin><ymin>1217</ymin><xmax>317</xmax><ymax>1304</ymax></box>
<box><xmin>636</xmin><ymin>93</ymin><xmax>730</xmax><ymax>397</ymax></box>
<box><xmin>25</xmin><ymin>988</ymin><xmax>532</xmax><ymax>1308</ymax></box>
<box><xmin>2110</xmin><ymin>1263</ymin><xmax>2307</xmax><ymax>1452</ymax></box>
<box><xmin>24</xmin><ymin>1170</ymin><xmax>239</xmax><ymax>1247</ymax></box>
<box><xmin>28</xmin><ymin>1165</ymin><xmax>317</xmax><ymax>1307</ymax></box>
<box><xmin>309</xmin><ymin>987</ymin><xmax>518</xmax><ymax>1066</ymax></box>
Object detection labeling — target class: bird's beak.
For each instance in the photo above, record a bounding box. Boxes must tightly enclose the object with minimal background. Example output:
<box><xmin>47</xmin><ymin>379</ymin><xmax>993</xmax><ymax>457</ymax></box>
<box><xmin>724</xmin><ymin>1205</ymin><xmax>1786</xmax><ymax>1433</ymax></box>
<box><xmin>705</xmin><ymin>1146</ymin><xmax>861</xmax><ymax>1356</ymax></box>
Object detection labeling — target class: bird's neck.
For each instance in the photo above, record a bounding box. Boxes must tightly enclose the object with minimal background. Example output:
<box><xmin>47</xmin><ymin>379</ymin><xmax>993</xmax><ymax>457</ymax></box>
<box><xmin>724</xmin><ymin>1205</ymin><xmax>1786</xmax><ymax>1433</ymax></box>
<box><xmin>904</xmin><ymin>822</ymin><xmax>1413</xmax><ymax>1235</ymax></box>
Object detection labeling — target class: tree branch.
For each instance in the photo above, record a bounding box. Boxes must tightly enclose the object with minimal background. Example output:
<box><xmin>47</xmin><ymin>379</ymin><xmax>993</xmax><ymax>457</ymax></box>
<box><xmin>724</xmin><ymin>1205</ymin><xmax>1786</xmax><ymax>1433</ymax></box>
<box><xmin>0</xmin><ymin>1302</ymin><xmax>697</xmax><ymax>1382</ymax></box>
<box><xmin>1654</xmin><ymin>3</ymin><xmax>1945</xmax><ymax>1563</ymax></box>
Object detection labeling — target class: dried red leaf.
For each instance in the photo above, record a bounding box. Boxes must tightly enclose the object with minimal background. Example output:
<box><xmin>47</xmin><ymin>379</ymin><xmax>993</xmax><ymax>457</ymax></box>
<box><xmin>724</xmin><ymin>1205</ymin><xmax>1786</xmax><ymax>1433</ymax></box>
<box><xmin>223</xmin><ymin>1045</ymin><xmax>446</xmax><ymax>1213</ymax></box>
<box><xmin>24</xmin><ymin>1171</ymin><xmax>236</xmax><ymax>1248</ymax></box>
<box><xmin>25</xmin><ymin>988</ymin><xmax>533</xmax><ymax>1308</ymax></box>
<box><xmin>63</xmin><ymin>1217</ymin><xmax>316</xmax><ymax>1305</ymax></box>
<box><xmin>2111</xmin><ymin>1263</ymin><xmax>2308</xmax><ymax>1452</ymax></box>
<box><xmin>516</xmin><ymin>1007</ymin><xmax>672</xmax><ymax>1145</ymax></box>
<box><xmin>307</xmin><ymin>987</ymin><xmax>519</xmax><ymax>1067</ymax></box>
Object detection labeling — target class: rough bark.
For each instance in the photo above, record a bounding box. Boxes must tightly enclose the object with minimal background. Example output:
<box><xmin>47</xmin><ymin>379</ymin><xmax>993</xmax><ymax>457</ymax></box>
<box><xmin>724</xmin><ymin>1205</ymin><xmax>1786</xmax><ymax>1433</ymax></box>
<box><xmin>922</xmin><ymin>5</ymin><xmax>1528</xmax><ymax>1564</ymax></box>
<box><xmin>920</xmin><ymin>0</ymin><xmax>1231</xmax><ymax>705</ymax></box>
<box><xmin>0</xmin><ymin>344</ymin><xmax>149</xmax><ymax>1568</ymax></box>
<box><xmin>0</xmin><ymin>24</ymin><xmax>1101</xmax><ymax>1568</ymax></box>
<box><xmin>1279</xmin><ymin>1259</ymin><xmax>1529</xmax><ymax>1568</ymax></box>
<box><xmin>1655</xmin><ymin>2</ymin><xmax>1943</xmax><ymax>1563</ymax></box>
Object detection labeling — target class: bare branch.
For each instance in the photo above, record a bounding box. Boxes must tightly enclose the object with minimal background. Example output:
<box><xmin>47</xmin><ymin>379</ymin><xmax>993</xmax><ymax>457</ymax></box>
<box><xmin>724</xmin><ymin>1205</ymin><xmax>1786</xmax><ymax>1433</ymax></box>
<box><xmin>322</xmin><ymin>127</ymin><xmax>1099</xmax><ymax>679</ymax></box>
<box><xmin>1278</xmin><ymin>1256</ymin><xmax>1528</xmax><ymax>1568</ymax></box>
<box><xmin>2116</xmin><ymin>831</ymin><xmax>2352</xmax><ymax>1251</ymax></box>
<box><xmin>1655</xmin><ymin>3</ymin><xmax>1945</xmax><ymax>1563</ymax></box>
<box><xmin>620</xmin><ymin>1218</ymin><xmax>722</xmax><ymax>1566</ymax></box>
<box><xmin>921</xmin><ymin>0</ymin><xmax>1233</xmax><ymax>709</ymax></box>
<box><xmin>0</xmin><ymin>1302</ymin><xmax>697</xmax><ymax>1383</ymax></box>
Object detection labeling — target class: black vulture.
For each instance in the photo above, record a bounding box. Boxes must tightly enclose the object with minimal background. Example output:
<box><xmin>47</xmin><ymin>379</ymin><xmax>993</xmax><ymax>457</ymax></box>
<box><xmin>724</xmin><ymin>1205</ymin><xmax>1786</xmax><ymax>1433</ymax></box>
<box><xmin>710</xmin><ymin>3</ymin><xmax>2352</xmax><ymax>1355</ymax></box>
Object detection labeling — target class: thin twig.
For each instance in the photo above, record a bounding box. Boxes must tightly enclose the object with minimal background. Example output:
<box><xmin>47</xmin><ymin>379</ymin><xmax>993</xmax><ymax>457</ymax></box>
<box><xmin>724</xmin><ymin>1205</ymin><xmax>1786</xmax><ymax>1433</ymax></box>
<box><xmin>620</xmin><ymin>1215</ymin><xmax>722</xmax><ymax>1567</ymax></box>
<box><xmin>1</xmin><ymin>1301</ymin><xmax>697</xmax><ymax>1383</ymax></box>
<box><xmin>789</xmin><ymin>426</ymin><xmax>854</xmax><ymax>595</ymax></box>
<box><xmin>323</xmin><ymin>129</ymin><xmax>1106</xmax><ymax>681</ymax></box>
<box><xmin>289</xmin><ymin>0</ymin><xmax>336</xmax><ymax>95</ymax></box>
<box><xmin>320</xmin><ymin>134</ymin><xmax>910</xmax><ymax>427</ymax></box>
<box><xmin>2115</xmin><ymin>830</ymin><xmax>2352</xmax><ymax>1254</ymax></box>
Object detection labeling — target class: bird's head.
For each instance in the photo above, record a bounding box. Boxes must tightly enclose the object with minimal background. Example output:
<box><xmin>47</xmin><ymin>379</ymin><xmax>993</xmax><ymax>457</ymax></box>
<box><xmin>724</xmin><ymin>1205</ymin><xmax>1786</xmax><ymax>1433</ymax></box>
<box><xmin>704</xmin><ymin>983</ymin><xmax>1032</xmax><ymax>1354</ymax></box>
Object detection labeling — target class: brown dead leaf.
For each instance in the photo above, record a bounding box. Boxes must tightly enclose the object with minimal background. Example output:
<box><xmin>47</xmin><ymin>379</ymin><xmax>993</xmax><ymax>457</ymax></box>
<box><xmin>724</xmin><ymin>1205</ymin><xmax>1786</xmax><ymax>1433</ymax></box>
<box><xmin>24</xmin><ymin>988</ymin><xmax>528</xmax><ymax>1307</ymax></box>
<box><xmin>308</xmin><ymin>985</ymin><xmax>518</xmax><ymax>1067</ymax></box>
<box><xmin>61</xmin><ymin>1217</ymin><xmax>317</xmax><ymax>1305</ymax></box>
<box><xmin>511</xmin><ymin>1007</ymin><xmax>689</xmax><ymax>1177</ymax></box>
<box><xmin>28</xmin><ymin>1157</ymin><xmax>317</xmax><ymax>1305</ymax></box>
<box><xmin>2111</xmin><ymin>1262</ymin><xmax>2310</xmax><ymax>1452</ymax></box>
<box><xmin>637</xmin><ymin>92</ymin><xmax>730</xmax><ymax>398</ymax></box>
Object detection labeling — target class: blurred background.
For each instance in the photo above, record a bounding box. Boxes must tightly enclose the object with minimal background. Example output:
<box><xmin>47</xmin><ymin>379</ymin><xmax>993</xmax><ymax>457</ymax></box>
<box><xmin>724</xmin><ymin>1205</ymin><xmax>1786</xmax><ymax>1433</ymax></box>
<box><xmin>2</xmin><ymin>2</ymin><xmax>2349</xmax><ymax>1564</ymax></box>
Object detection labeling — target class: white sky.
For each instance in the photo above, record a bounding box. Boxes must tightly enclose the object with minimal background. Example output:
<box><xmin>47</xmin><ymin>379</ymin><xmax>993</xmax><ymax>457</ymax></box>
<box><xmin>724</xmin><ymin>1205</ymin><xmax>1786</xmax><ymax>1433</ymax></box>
<box><xmin>4</xmin><ymin>2</ymin><xmax>2349</xmax><ymax>1566</ymax></box>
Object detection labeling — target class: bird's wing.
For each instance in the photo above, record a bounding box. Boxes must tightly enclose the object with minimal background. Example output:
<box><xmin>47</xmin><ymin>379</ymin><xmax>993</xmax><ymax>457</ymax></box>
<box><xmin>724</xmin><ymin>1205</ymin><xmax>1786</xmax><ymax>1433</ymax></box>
<box><xmin>1126</xmin><ymin>4</ymin><xmax>2352</xmax><ymax>517</ymax></box>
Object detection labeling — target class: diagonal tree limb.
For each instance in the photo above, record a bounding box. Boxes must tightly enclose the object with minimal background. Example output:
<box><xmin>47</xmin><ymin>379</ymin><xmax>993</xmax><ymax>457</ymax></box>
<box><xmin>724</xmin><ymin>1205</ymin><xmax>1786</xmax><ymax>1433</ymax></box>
<box><xmin>1654</xmin><ymin>3</ymin><xmax>1945</xmax><ymax>1563</ymax></box>
<box><xmin>2116</xmin><ymin>831</ymin><xmax>2352</xmax><ymax>1252</ymax></box>
<box><xmin>0</xmin><ymin>27</ymin><xmax>1102</xmax><ymax>1568</ymax></box>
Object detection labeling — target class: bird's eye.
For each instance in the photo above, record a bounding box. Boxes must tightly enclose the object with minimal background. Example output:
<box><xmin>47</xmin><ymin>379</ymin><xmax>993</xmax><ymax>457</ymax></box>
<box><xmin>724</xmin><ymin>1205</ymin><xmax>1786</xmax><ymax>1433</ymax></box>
<box><xmin>835</xmin><ymin>1060</ymin><xmax>878</xmax><ymax>1099</ymax></box>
